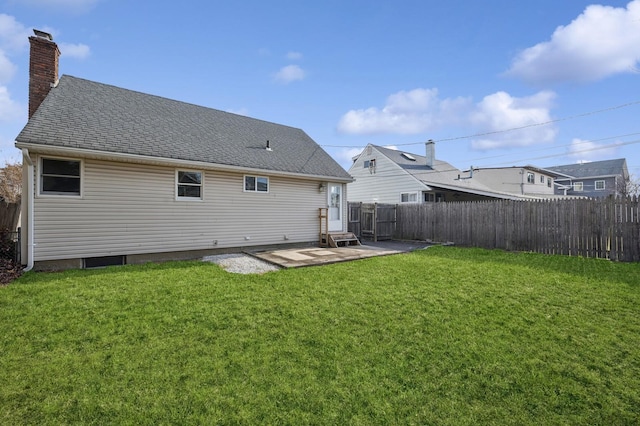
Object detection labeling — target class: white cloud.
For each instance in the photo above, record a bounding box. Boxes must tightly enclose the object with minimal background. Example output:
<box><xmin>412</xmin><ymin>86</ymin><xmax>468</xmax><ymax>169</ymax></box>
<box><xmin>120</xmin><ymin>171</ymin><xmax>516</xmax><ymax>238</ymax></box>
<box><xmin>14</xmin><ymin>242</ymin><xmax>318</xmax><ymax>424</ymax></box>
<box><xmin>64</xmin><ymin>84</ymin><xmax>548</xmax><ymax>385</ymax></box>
<box><xmin>0</xmin><ymin>14</ymin><xmax>30</xmax><ymax>51</ymax></box>
<box><xmin>273</xmin><ymin>64</ymin><xmax>305</xmax><ymax>84</ymax></box>
<box><xmin>58</xmin><ymin>42</ymin><xmax>90</xmax><ymax>59</ymax></box>
<box><xmin>506</xmin><ymin>0</ymin><xmax>640</xmax><ymax>84</ymax></box>
<box><xmin>337</xmin><ymin>88</ymin><xmax>558</xmax><ymax>150</ymax></box>
<box><xmin>0</xmin><ymin>86</ymin><xmax>22</xmax><ymax>122</ymax></box>
<box><xmin>337</xmin><ymin>88</ymin><xmax>471</xmax><ymax>135</ymax></box>
<box><xmin>567</xmin><ymin>138</ymin><xmax>620</xmax><ymax>162</ymax></box>
<box><xmin>0</xmin><ymin>51</ymin><xmax>17</xmax><ymax>84</ymax></box>
<box><xmin>470</xmin><ymin>91</ymin><xmax>557</xmax><ymax>149</ymax></box>
<box><xmin>286</xmin><ymin>51</ymin><xmax>302</xmax><ymax>60</ymax></box>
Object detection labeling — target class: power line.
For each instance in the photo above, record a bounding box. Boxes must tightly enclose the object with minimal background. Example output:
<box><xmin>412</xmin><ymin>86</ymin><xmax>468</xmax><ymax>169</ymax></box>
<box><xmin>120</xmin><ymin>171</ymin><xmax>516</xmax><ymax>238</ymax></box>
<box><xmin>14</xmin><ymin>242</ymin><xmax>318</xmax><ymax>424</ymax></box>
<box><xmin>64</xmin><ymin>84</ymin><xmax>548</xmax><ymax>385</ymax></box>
<box><xmin>321</xmin><ymin>99</ymin><xmax>640</xmax><ymax>149</ymax></box>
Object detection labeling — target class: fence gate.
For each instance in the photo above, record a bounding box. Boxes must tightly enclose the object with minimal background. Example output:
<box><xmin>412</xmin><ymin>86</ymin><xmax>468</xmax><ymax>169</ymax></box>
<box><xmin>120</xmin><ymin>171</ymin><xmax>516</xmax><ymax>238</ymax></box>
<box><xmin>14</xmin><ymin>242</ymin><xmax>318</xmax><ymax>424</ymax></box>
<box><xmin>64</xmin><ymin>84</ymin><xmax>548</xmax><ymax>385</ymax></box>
<box><xmin>348</xmin><ymin>203</ymin><xmax>396</xmax><ymax>242</ymax></box>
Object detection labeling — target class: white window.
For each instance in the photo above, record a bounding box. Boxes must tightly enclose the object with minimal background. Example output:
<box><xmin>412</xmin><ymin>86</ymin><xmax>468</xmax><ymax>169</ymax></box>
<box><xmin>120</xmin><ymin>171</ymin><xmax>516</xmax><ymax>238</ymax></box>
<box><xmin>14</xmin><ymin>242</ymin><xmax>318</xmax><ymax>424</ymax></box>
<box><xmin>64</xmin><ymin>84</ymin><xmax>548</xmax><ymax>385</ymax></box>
<box><xmin>573</xmin><ymin>182</ymin><xmax>584</xmax><ymax>192</ymax></box>
<box><xmin>527</xmin><ymin>172</ymin><xmax>535</xmax><ymax>184</ymax></box>
<box><xmin>40</xmin><ymin>157</ymin><xmax>81</xmax><ymax>196</ymax></box>
<box><xmin>176</xmin><ymin>170</ymin><xmax>203</xmax><ymax>199</ymax></box>
<box><xmin>244</xmin><ymin>175</ymin><xmax>269</xmax><ymax>193</ymax></box>
<box><xmin>595</xmin><ymin>180</ymin><xmax>605</xmax><ymax>191</ymax></box>
<box><xmin>401</xmin><ymin>192</ymin><xmax>418</xmax><ymax>203</ymax></box>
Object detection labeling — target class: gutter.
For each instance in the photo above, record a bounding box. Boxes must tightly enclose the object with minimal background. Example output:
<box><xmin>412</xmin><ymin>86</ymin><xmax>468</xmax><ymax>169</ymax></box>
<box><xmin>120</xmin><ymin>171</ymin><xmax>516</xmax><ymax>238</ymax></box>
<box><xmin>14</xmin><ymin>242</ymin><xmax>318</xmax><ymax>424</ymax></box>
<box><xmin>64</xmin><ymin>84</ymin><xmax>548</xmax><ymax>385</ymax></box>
<box><xmin>21</xmin><ymin>148</ymin><xmax>34</xmax><ymax>271</ymax></box>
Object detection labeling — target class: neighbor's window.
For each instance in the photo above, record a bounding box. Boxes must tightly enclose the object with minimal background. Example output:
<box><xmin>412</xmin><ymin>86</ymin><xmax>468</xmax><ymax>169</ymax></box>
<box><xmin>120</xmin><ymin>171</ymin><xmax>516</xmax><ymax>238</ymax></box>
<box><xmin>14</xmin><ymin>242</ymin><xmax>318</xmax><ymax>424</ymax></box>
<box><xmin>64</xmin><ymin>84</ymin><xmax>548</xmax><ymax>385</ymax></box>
<box><xmin>547</xmin><ymin>177</ymin><xmax>552</xmax><ymax>188</ymax></box>
<box><xmin>527</xmin><ymin>172</ymin><xmax>535</xmax><ymax>184</ymax></box>
<box><xmin>401</xmin><ymin>192</ymin><xmax>418</xmax><ymax>203</ymax></box>
<box><xmin>540</xmin><ymin>175</ymin><xmax>545</xmax><ymax>184</ymax></box>
<box><xmin>40</xmin><ymin>157</ymin><xmax>81</xmax><ymax>195</ymax></box>
<box><xmin>595</xmin><ymin>180</ymin><xmax>605</xmax><ymax>190</ymax></box>
<box><xmin>244</xmin><ymin>175</ymin><xmax>269</xmax><ymax>192</ymax></box>
<box><xmin>573</xmin><ymin>182</ymin><xmax>584</xmax><ymax>192</ymax></box>
<box><xmin>177</xmin><ymin>170</ymin><xmax>203</xmax><ymax>199</ymax></box>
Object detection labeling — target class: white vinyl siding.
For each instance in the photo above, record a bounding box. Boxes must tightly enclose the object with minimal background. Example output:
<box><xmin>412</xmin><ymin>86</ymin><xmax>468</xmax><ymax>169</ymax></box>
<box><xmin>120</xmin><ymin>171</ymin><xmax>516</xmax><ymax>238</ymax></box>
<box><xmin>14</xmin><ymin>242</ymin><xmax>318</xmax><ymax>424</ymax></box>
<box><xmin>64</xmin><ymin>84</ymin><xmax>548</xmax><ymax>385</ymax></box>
<box><xmin>348</xmin><ymin>149</ymin><xmax>425</xmax><ymax>203</ymax></box>
<box><xmin>32</xmin><ymin>158</ymin><xmax>331</xmax><ymax>261</ymax></box>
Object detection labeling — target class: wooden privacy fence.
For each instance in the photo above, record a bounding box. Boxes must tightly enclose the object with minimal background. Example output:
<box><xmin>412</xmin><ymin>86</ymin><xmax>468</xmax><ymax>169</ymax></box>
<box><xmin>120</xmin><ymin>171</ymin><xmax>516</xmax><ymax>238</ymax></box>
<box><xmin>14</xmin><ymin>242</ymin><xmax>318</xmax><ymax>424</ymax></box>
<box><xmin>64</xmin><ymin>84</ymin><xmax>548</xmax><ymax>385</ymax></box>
<box><xmin>389</xmin><ymin>196</ymin><xmax>639</xmax><ymax>262</ymax></box>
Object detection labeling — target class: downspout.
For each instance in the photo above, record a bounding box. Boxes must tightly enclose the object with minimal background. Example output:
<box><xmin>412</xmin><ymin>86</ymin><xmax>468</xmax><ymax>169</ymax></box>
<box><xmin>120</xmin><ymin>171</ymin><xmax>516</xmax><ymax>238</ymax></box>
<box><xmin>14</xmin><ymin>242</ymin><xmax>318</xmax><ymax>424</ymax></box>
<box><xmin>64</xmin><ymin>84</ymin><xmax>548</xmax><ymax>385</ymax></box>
<box><xmin>21</xmin><ymin>148</ymin><xmax>34</xmax><ymax>271</ymax></box>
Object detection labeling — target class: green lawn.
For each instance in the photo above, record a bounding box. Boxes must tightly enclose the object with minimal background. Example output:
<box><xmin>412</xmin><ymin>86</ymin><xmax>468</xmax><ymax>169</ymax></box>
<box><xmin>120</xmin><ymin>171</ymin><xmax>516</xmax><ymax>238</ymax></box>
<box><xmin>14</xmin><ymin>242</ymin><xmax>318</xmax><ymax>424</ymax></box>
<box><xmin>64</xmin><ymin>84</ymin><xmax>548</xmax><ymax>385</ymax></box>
<box><xmin>1</xmin><ymin>247</ymin><xmax>639</xmax><ymax>425</ymax></box>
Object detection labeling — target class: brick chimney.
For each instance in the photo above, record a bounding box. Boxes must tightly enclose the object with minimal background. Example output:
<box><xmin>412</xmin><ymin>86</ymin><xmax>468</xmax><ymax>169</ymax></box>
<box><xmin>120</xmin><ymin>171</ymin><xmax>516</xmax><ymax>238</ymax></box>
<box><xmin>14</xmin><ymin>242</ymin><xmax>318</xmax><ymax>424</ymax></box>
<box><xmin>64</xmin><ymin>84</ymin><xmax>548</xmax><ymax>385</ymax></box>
<box><xmin>425</xmin><ymin>139</ymin><xmax>435</xmax><ymax>168</ymax></box>
<box><xmin>28</xmin><ymin>29</ymin><xmax>60</xmax><ymax>119</ymax></box>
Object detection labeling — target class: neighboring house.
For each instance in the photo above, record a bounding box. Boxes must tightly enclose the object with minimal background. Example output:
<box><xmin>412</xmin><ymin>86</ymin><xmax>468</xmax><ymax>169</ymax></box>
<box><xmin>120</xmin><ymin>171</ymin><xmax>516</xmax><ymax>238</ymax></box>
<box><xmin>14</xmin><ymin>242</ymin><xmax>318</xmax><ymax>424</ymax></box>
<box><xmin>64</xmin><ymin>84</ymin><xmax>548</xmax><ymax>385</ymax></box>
<box><xmin>466</xmin><ymin>166</ymin><xmax>562</xmax><ymax>197</ymax></box>
<box><xmin>15</xmin><ymin>31</ymin><xmax>352</xmax><ymax>271</ymax></box>
<box><xmin>545</xmin><ymin>159</ymin><xmax>629</xmax><ymax>198</ymax></box>
<box><xmin>347</xmin><ymin>143</ymin><xmax>545</xmax><ymax>204</ymax></box>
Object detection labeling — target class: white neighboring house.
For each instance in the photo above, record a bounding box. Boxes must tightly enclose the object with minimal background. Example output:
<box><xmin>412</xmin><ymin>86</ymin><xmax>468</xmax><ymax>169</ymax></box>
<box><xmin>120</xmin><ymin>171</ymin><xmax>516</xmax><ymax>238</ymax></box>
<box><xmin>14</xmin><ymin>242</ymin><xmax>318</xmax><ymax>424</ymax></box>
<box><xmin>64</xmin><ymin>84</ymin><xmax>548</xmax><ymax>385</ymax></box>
<box><xmin>15</xmin><ymin>31</ymin><xmax>353</xmax><ymax>270</ymax></box>
<box><xmin>348</xmin><ymin>143</ymin><xmax>544</xmax><ymax>204</ymax></box>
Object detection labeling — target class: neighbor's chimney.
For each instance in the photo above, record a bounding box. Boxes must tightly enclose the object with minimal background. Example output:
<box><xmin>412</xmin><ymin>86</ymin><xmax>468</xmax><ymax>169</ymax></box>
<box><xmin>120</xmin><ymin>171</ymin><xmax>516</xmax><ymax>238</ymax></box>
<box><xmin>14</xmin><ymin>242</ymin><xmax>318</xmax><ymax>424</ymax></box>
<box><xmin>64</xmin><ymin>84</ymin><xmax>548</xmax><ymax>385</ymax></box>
<box><xmin>28</xmin><ymin>29</ymin><xmax>60</xmax><ymax>119</ymax></box>
<box><xmin>425</xmin><ymin>139</ymin><xmax>435</xmax><ymax>168</ymax></box>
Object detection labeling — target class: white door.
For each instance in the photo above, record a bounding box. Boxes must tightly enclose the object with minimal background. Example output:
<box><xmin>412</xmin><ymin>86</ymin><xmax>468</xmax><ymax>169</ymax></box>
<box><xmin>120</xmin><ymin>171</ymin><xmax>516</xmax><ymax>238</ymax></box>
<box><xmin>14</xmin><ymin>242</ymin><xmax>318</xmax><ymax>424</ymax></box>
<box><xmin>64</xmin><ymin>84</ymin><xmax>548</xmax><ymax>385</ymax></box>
<box><xmin>328</xmin><ymin>183</ymin><xmax>343</xmax><ymax>231</ymax></box>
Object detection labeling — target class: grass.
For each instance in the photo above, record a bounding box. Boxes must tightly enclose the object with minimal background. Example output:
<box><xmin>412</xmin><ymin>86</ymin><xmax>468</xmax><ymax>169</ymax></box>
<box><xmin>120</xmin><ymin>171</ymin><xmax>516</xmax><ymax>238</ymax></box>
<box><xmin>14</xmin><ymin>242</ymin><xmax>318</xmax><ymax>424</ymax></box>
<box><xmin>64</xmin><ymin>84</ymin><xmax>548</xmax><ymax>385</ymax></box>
<box><xmin>1</xmin><ymin>246</ymin><xmax>639</xmax><ymax>425</ymax></box>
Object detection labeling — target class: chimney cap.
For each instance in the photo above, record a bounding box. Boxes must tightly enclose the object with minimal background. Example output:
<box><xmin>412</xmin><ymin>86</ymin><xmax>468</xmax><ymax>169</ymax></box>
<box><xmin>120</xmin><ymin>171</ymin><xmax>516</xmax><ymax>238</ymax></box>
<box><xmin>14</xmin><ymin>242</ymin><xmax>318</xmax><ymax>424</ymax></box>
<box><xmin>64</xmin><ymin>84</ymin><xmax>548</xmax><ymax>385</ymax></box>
<box><xmin>33</xmin><ymin>29</ymin><xmax>53</xmax><ymax>41</ymax></box>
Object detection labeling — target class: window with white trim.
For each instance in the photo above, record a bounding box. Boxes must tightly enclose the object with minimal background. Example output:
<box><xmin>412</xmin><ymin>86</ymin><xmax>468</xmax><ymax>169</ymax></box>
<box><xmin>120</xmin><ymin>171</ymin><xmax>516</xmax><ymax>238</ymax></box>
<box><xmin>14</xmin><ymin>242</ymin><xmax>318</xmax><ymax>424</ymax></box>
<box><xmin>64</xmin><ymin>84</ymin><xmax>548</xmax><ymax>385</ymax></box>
<box><xmin>595</xmin><ymin>180</ymin><xmax>605</xmax><ymax>190</ymax></box>
<box><xmin>540</xmin><ymin>175</ymin><xmax>545</xmax><ymax>183</ymax></box>
<box><xmin>176</xmin><ymin>170</ymin><xmax>203</xmax><ymax>199</ymax></box>
<box><xmin>573</xmin><ymin>182</ymin><xmax>584</xmax><ymax>192</ymax></box>
<box><xmin>527</xmin><ymin>172</ymin><xmax>535</xmax><ymax>184</ymax></box>
<box><xmin>547</xmin><ymin>177</ymin><xmax>552</xmax><ymax>188</ymax></box>
<box><xmin>244</xmin><ymin>175</ymin><xmax>269</xmax><ymax>192</ymax></box>
<box><xmin>400</xmin><ymin>192</ymin><xmax>418</xmax><ymax>203</ymax></box>
<box><xmin>40</xmin><ymin>157</ymin><xmax>81</xmax><ymax>195</ymax></box>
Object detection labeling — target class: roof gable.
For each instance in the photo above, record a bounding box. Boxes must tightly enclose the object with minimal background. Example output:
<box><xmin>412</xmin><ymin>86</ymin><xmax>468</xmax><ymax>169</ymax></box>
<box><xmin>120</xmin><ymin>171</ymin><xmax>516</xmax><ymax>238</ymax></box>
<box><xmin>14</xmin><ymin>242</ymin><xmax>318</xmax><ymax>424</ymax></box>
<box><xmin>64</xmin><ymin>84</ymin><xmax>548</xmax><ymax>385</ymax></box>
<box><xmin>16</xmin><ymin>75</ymin><xmax>351</xmax><ymax>180</ymax></box>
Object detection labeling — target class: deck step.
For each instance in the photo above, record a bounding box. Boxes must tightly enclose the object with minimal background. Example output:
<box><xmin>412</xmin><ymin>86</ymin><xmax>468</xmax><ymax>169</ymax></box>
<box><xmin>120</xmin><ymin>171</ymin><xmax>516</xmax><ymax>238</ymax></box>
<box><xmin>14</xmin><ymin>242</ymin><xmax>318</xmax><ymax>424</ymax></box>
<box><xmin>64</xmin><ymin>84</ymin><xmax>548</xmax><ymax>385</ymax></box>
<box><xmin>327</xmin><ymin>232</ymin><xmax>361</xmax><ymax>248</ymax></box>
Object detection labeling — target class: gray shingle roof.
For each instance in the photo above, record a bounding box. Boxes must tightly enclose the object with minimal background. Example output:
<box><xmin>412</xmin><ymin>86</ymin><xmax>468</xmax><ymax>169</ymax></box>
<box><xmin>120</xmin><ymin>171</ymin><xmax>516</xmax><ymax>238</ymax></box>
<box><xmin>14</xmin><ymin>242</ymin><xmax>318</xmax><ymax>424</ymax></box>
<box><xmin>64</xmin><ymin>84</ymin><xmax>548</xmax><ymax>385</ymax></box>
<box><xmin>16</xmin><ymin>75</ymin><xmax>351</xmax><ymax>180</ymax></box>
<box><xmin>546</xmin><ymin>159</ymin><xmax>628</xmax><ymax>179</ymax></box>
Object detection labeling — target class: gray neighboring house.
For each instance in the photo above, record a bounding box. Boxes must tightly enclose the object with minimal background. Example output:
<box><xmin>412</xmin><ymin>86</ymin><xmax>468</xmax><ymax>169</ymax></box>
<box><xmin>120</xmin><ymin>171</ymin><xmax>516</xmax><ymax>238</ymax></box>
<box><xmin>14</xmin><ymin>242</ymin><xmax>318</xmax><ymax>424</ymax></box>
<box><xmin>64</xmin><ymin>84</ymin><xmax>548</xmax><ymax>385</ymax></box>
<box><xmin>15</xmin><ymin>31</ymin><xmax>352</xmax><ymax>270</ymax></box>
<box><xmin>545</xmin><ymin>159</ymin><xmax>629</xmax><ymax>198</ymax></box>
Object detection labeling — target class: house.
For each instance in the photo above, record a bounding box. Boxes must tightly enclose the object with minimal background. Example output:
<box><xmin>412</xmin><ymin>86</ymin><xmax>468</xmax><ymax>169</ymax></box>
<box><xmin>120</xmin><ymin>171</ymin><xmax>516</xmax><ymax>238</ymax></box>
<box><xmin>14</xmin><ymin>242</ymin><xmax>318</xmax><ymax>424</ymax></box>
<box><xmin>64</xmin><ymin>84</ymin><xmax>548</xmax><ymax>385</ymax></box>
<box><xmin>464</xmin><ymin>166</ymin><xmax>563</xmax><ymax>197</ymax></box>
<box><xmin>347</xmin><ymin>143</ymin><xmax>545</xmax><ymax>204</ymax></box>
<box><xmin>15</xmin><ymin>31</ymin><xmax>353</xmax><ymax>271</ymax></box>
<box><xmin>544</xmin><ymin>159</ymin><xmax>629</xmax><ymax>198</ymax></box>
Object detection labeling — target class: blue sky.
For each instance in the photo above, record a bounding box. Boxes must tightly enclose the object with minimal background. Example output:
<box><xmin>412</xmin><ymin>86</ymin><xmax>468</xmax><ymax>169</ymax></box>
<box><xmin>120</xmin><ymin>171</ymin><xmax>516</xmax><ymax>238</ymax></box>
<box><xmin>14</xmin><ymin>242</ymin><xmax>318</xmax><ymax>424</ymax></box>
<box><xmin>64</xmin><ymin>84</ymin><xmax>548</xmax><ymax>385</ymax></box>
<box><xmin>1</xmin><ymin>0</ymin><xmax>639</xmax><ymax>178</ymax></box>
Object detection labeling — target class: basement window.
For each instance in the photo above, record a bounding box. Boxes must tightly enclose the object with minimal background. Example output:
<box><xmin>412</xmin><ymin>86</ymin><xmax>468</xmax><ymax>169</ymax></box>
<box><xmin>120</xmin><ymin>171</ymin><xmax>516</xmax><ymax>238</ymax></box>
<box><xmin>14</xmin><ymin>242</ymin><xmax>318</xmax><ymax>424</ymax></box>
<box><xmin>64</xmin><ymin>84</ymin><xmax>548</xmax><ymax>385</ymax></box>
<box><xmin>83</xmin><ymin>255</ymin><xmax>125</xmax><ymax>269</ymax></box>
<box><xmin>176</xmin><ymin>170</ymin><xmax>203</xmax><ymax>199</ymax></box>
<box><xmin>244</xmin><ymin>175</ymin><xmax>269</xmax><ymax>193</ymax></box>
<box><xmin>40</xmin><ymin>157</ymin><xmax>81</xmax><ymax>196</ymax></box>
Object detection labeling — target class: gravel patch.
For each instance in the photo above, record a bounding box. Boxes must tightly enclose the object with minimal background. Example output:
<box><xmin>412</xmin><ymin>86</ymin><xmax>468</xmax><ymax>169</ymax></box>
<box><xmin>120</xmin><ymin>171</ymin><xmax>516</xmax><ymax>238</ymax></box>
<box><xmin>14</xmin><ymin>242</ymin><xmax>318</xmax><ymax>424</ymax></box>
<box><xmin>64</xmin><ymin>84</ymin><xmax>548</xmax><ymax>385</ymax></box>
<box><xmin>202</xmin><ymin>253</ymin><xmax>280</xmax><ymax>274</ymax></box>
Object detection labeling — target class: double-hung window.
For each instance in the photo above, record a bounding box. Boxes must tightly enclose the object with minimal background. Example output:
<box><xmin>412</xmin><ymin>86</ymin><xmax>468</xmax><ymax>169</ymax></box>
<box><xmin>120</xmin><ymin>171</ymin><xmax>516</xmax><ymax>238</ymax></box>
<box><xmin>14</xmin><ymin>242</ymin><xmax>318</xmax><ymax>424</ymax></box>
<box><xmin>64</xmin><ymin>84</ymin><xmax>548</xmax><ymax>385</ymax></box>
<box><xmin>40</xmin><ymin>157</ymin><xmax>81</xmax><ymax>195</ymax></box>
<box><xmin>244</xmin><ymin>175</ymin><xmax>269</xmax><ymax>193</ymax></box>
<box><xmin>177</xmin><ymin>170</ymin><xmax>203</xmax><ymax>199</ymax></box>
<box><xmin>401</xmin><ymin>192</ymin><xmax>418</xmax><ymax>203</ymax></box>
<box><xmin>527</xmin><ymin>172</ymin><xmax>535</xmax><ymax>184</ymax></box>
